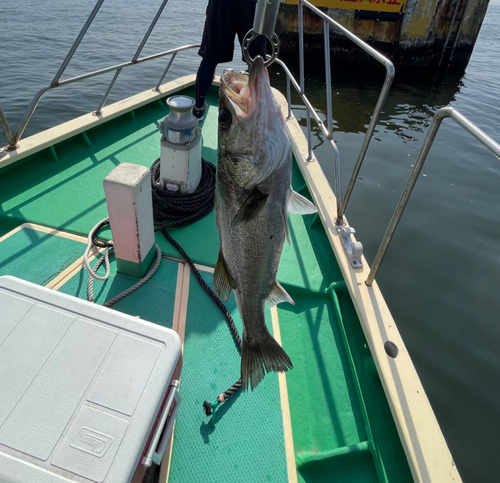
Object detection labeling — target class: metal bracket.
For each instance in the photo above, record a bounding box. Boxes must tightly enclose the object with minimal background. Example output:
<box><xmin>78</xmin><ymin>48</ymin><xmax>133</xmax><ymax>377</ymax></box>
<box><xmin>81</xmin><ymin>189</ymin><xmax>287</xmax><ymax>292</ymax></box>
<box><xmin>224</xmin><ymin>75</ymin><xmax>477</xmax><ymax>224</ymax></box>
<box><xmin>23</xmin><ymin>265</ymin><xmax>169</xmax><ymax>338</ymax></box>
<box><xmin>336</xmin><ymin>225</ymin><xmax>363</xmax><ymax>268</ymax></box>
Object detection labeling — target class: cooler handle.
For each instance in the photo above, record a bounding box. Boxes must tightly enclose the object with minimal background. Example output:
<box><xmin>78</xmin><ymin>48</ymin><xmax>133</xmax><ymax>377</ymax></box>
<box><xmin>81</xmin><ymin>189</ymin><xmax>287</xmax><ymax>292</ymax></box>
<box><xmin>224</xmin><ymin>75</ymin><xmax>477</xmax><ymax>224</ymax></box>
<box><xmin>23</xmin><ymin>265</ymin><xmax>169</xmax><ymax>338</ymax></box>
<box><xmin>142</xmin><ymin>380</ymin><xmax>181</xmax><ymax>468</ymax></box>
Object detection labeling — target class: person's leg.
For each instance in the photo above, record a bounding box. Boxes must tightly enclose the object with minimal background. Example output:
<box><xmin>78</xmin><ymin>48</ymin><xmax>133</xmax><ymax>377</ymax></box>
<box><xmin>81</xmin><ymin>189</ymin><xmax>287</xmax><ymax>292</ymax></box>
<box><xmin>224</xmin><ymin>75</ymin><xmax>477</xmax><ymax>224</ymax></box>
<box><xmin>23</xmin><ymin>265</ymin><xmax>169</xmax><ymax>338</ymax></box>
<box><xmin>195</xmin><ymin>0</ymin><xmax>237</xmax><ymax>118</ymax></box>
<box><xmin>194</xmin><ymin>58</ymin><xmax>217</xmax><ymax>113</ymax></box>
<box><xmin>198</xmin><ymin>0</ymin><xmax>236</xmax><ymax>63</ymax></box>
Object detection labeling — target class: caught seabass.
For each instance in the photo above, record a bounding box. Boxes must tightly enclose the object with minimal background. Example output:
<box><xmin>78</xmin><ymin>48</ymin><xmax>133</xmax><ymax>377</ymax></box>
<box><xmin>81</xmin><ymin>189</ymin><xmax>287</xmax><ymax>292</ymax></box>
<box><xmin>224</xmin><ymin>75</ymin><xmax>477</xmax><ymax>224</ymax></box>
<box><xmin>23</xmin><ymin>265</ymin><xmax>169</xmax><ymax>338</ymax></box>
<box><xmin>215</xmin><ymin>56</ymin><xmax>317</xmax><ymax>390</ymax></box>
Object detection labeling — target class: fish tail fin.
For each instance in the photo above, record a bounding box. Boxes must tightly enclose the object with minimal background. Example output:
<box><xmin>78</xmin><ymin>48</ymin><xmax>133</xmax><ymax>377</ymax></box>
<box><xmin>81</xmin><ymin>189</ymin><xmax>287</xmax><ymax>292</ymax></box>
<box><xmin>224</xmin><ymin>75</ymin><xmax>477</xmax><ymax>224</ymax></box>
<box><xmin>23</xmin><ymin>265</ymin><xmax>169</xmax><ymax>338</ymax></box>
<box><xmin>241</xmin><ymin>334</ymin><xmax>293</xmax><ymax>391</ymax></box>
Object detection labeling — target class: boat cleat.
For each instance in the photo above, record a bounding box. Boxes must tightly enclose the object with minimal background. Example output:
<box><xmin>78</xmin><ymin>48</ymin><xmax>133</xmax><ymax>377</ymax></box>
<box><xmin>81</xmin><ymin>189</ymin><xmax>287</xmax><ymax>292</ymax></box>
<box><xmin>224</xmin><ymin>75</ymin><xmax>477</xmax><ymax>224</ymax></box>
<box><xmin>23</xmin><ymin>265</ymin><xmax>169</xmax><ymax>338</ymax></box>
<box><xmin>337</xmin><ymin>225</ymin><xmax>363</xmax><ymax>268</ymax></box>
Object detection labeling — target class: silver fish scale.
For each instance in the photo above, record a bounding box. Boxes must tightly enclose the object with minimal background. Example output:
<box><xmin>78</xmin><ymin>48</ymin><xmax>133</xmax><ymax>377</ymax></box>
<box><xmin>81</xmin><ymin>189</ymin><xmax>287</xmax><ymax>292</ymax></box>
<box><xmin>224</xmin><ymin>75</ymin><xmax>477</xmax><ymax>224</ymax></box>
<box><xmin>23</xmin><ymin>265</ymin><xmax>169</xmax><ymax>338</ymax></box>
<box><xmin>215</xmin><ymin>155</ymin><xmax>291</xmax><ymax>344</ymax></box>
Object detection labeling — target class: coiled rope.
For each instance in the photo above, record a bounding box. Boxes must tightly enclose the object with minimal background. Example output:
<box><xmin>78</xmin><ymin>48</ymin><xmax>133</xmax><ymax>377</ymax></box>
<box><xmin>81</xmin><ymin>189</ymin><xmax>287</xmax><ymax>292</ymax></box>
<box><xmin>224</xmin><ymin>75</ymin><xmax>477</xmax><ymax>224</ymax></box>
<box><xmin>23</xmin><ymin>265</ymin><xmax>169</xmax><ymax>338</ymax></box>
<box><xmin>84</xmin><ymin>157</ymin><xmax>242</xmax><ymax>421</ymax></box>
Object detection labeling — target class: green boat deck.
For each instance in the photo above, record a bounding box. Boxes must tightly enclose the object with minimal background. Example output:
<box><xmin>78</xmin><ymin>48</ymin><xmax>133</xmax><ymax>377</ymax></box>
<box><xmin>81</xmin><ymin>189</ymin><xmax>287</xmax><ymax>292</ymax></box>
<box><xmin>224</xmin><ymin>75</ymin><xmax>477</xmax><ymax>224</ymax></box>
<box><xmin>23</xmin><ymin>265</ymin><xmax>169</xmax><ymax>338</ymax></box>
<box><xmin>0</xmin><ymin>85</ymin><xmax>413</xmax><ymax>482</ymax></box>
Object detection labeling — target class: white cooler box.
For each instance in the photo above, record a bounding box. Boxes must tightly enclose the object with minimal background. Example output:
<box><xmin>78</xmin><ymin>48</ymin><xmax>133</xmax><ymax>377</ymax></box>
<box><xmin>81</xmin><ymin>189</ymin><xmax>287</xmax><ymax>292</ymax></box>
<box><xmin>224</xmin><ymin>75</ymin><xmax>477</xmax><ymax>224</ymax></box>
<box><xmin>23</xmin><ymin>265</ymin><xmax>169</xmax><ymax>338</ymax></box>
<box><xmin>0</xmin><ymin>276</ymin><xmax>182</xmax><ymax>483</ymax></box>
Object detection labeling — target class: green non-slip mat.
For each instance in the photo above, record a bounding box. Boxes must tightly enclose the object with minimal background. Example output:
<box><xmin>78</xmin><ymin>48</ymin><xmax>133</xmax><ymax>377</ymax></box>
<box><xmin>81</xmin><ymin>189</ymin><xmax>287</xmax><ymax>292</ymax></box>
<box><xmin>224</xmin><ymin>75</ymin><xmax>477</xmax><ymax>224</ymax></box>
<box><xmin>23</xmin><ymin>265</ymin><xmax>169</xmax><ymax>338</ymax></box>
<box><xmin>168</xmin><ymin>269</ymin><xmax>290</xmax><ymax>483</ymax></box>
<box><xmin>0</xmin><ymin>226</ymin><xmax>85</xmax><ymax>286</ymax></box>
<box><xmin>58</xmin><ymin>255</ymin><xmax>180</xmax><ymax>331</ymax></box>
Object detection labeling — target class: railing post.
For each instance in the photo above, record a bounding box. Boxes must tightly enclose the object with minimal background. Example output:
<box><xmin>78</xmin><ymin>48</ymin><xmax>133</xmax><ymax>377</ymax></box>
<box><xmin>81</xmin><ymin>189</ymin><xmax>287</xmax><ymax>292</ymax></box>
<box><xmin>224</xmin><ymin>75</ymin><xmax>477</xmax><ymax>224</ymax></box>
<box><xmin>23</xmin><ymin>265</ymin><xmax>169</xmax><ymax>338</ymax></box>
<box><xmin>337</xmin><ymin>61</ymin><xmax>394</xmax><ymax>221</ymax></box>
<box><xmin>95</xmin><ymin>68</ymin><xmax>122</xmax><ymax>115</ymax></box>
<box><xmin>322</xmin><ymin>19</ymin><xmax>343</xmax><ymax>213</ymax></box>
<box><xmin>366</xmin><ymin>107</ymin><xmax>500</xmax><ymax>286</ymax></box>
<box><xmin>286</xmin><ymin>75</ymin><xmax>292</xmax><ymax>119</ymax></box>
<box><xmin>11</xmin><ymin>86</ymin><xmax>52</xmax><ymax>148</ymax></box>
<box><xmin>155</xmin><ymin>53</ymin><xmax>177</xmax><ymax>91</ymax></box>
<box><xmin>365</xmin><ymin>113</ymin><xmax>444</xmax><ymax>286</ymax></box>
<box><xmin>275</xmin><ymin>59</ymin><xmax>341</xmax><ymax>206</ymax></box>
<box><xmin>51</xmin><ymin>0</ymin><xmax>105</xmax><ymax>87</ymax></box>
<box><xmin>322</xmin><ymin>19</ymin><xmax>342</xmax><ymax>217</ymax></box>
<box><xmin>323</xmin><ymin>20</ymin><xmax>333</xmax><ymax>136</ymax></box>
<box><xmin>0</xmin><ymin>106</ymin><xmax>15</xmax><ymax>149</ymax></box>
<box><xmin>301</xmin><ymin>0</ymin><xmax>395</xmax><ymax>223</ymax></box>
<box><xmin>106</xmin><ymin>0</ymin><xmax>171</xmax><ymax>112</ymax></box>
<box><xmin>298</xmin><ymin>0</ymin><xmax>313</xmax><ymax>161</ymax></box>
<box><xmin>132</xmin><ymin>0</ymin><xmax>170</xmax><ymax>63</ymax></box>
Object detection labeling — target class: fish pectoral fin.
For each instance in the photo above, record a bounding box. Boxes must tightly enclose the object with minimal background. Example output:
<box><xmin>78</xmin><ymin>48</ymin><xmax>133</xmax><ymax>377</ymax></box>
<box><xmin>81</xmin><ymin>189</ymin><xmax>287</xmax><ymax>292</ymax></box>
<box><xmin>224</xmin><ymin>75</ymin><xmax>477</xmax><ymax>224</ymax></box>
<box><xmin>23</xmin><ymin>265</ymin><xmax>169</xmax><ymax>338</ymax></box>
<box><xmin>231</xmin><ymin>188</ymin><xmax>269</xmax><ymax>228</ymax></box>
<box><xmin>213</xmin><ymin>251</ymin><xmax>233</xmax><ymax>302</ymax></box>
<box><xmin>288</xmin><ymin>190</ymin><xmax>318</xmax><ymax>215</ymax></box>
<box><xmin>266</xmin><ymin>282</ymin><xmax>295</xmax><ymax>307</ymax></box>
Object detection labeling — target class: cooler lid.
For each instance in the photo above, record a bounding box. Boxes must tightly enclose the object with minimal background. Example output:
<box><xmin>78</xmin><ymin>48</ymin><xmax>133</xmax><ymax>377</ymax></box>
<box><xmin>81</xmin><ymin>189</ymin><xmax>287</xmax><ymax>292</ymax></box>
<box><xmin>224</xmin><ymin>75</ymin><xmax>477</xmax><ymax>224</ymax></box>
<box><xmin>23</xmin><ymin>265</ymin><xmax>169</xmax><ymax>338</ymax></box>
<box><xmin>0</xmin><ymin>276</ymin><xmax>181</xmax><ymax>483</ymax></box>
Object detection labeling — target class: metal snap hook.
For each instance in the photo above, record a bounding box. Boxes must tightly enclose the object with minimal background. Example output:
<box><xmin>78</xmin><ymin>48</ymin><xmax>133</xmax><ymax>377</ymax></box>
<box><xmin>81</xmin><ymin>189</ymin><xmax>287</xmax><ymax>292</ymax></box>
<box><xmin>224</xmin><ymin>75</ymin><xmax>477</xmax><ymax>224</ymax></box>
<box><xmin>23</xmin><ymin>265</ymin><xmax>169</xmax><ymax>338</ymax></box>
<box><xmin>242</xmin><ymin>30</ymin><xmax>280</xmax><ymax>67</ymax></box>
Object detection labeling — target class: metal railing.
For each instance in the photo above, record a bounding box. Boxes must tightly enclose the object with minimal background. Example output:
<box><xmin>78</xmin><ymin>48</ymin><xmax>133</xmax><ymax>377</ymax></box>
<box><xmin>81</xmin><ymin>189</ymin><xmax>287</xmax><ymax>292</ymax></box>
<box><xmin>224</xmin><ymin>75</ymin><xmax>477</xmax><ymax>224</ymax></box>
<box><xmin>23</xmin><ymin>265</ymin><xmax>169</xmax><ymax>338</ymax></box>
<box><xmin>0</xmin><ymin>0</ymin><xmax>199</xmax><ymax>151</ymax></box>
<box><xmin>277</xmin><ymin>2</ymin><xmax>500</xmax><ymax>284</ymax></box>
<box><xmin>272</xmin><ymin>0</ymin><xmax>394</xmax><ymax>268</ymax></box>
<box><xmin>366</xmin><ymin>107</ymin><xmax>500</xmax><ymax>286</ymax></box>
<box><xmin>279</xmin><ymin>0</ymin><xmax>395</xmax><ymax>223</ymax></box>
<box><xmin>273</xmin><ymin>3</ymin><xmax>500</xmax><ymax>284</ymax></box>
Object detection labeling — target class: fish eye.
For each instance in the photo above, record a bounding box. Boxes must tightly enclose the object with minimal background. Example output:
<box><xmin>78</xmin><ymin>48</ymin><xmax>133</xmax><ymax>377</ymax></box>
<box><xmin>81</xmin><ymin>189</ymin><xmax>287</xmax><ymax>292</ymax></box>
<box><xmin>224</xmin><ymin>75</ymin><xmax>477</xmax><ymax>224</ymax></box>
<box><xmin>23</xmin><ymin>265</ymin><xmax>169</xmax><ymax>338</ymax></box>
<box><xmin>219</xmin><ymin>109</ymin><xmax>232</xmax><ymax>130</ymax></box>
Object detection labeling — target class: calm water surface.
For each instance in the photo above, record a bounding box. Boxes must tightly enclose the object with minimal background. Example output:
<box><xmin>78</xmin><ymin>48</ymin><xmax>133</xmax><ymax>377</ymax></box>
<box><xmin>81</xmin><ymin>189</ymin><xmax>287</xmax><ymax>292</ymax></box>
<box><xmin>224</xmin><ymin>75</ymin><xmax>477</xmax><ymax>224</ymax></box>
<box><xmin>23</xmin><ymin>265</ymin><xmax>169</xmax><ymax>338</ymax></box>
<box><xmin>1</xmin><ymin>2</ymin><xmax>499</xmax><ymax>481</ymax></box>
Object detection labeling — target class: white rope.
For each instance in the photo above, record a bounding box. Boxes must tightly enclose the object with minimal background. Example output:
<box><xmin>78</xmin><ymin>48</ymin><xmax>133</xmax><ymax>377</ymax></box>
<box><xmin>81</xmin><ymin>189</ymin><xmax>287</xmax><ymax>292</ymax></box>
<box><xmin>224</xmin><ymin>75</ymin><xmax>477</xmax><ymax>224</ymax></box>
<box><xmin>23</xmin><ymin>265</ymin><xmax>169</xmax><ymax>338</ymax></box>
<box><xmin>86</xmin><ymin>248</ymin><xmax>114</xmax><ymax>303</ymax></box>
<box><xmin>84</xmin><ymin>218</ymin><xmax>111</xmax><ymax>281</ymax></box>
<box><xmin>84</xmin><ymin>218</ymin><xmax>162</xmax><ymax>306</ymax></box>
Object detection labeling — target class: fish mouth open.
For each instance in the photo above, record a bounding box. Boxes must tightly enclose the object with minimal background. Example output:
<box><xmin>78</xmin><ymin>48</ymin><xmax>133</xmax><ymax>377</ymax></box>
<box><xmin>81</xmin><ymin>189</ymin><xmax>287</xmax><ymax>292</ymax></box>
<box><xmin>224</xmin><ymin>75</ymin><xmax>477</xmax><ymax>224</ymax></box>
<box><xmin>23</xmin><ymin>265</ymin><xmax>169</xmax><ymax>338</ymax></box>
<box><xmin>221</xmin><ymin>56</ymin><xmax>268</xmax><ymax>118</ymax></box>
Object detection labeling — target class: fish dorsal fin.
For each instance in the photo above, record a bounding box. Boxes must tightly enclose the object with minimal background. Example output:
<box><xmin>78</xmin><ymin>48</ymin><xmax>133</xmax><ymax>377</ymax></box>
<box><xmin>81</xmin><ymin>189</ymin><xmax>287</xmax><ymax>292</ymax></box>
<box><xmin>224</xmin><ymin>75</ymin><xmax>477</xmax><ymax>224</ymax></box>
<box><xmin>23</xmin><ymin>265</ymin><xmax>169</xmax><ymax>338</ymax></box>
<box><xmin>266</xmin><ymin>282</ymin><xmax>295</xmax><ymax>307</ymax></box>
<box><xmin>231</xmin><ymin>188</ymin><xmax>269</xmax><ymax>228</ymax></box>
<box><xmin>213</xmin><ymin>251</ymin><xmax>232</xmax><ymax>302</ymax></box>
<box><xmin>288</xmin><ymin>190</ymin><xmax>318</xmax><ymax>215</ymax></box>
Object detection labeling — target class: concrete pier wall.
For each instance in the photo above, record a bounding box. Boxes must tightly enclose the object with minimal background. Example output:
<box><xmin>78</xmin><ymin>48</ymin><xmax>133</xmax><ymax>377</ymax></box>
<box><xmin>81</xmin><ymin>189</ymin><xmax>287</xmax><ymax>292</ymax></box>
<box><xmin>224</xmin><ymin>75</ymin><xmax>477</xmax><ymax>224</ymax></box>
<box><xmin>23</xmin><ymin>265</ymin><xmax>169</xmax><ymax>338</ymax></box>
<box><xmin>276</xmin><ymin>0</ymin><xmax>490</xmax><ymax>70</ymax></box>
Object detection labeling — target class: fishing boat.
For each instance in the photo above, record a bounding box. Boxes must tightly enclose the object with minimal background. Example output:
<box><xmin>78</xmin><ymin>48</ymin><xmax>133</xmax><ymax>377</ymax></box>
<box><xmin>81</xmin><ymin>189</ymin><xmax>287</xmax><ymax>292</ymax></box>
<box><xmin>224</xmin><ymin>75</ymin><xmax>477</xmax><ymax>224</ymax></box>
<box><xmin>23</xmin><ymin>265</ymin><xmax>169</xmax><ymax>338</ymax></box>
<box><xmin>1</xmin><ymin>1</ymin><xmax>498</xmax><ymax>482</ymax></box>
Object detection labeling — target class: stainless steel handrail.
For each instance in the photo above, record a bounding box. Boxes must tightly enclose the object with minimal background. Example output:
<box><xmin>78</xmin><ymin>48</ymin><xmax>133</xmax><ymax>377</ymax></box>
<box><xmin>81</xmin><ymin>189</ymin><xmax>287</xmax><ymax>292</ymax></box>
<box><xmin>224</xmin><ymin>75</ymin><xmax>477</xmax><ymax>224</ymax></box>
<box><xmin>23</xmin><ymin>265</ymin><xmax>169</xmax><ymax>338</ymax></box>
<box><xmin>132</xmin><ymin>0</ymin><xmax>170</xmax><ymax>63</ymax></box>
<box><xmin>4</xmin><ymin>44</ymin><xmax>198</xmax><ymax>148</ymax></box>
<box><xmin>275</xmin><ymin>58</ymin><xmax>342</xmax><ymax>202</ymax></box>
<box><xmin>298</xmin><ymin>0</ymin><xmax>395</xmax><ymax>222</ymax></box>
<box><xmin>366</xmin><ymin>107</ymin><xmax>500</xmax><ymax>286</ymax></box>
<box><xmin>95</xmin><ymin>0</ymin><xmax>171</xmax><ymax>115</ymax></box>
<box><xmin>155</xmin><ymin>53</ymin><xmax>178</xmax><ymax>92</ymax></box>
<box><xmin>0</xmin><ymin>0</ymin><xmax>197</xmax><ymax>150</ymax></box>
<box><xmin>50</xmin><ymin>0</ymin><xmax>105</xmax><ymax>87</ymax></box>
<box><xmin>0</xmin><ymin>107</ymin><xmax>14</xmax><ymax>147</ymax></box>
<box><xmin>95</xmin><ymin>68</ymin><xmax>123</xmax><ymax>116</ymax></box>
<box><xmin>298</xmin><ymin>0</ymin><xmax>313</xmax><ymax>162</ymax></box>
<box><xmin>278</xmin><ymin>0</ymin><xmax>394</xmax><ymax>223</ymax></box>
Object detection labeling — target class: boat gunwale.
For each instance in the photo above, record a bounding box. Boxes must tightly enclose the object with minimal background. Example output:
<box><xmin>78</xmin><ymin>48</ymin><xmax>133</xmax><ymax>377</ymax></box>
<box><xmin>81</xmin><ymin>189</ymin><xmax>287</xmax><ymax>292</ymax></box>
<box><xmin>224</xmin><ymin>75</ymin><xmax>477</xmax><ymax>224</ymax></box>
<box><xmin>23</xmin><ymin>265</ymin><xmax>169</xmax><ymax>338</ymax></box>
<box><xmin>0</xmin><ymin>75</ymin><xmax>198</xmax><ymax>170</ymax></box>
<box><xmin>275</xmin><ymin>90</ymin><xmax>461</xmax><ymax>482</ymax></box>
<box><xmin>0</xmin><ymin>76</ymin><xmax>461</xmax><ymax>482</ymax></box>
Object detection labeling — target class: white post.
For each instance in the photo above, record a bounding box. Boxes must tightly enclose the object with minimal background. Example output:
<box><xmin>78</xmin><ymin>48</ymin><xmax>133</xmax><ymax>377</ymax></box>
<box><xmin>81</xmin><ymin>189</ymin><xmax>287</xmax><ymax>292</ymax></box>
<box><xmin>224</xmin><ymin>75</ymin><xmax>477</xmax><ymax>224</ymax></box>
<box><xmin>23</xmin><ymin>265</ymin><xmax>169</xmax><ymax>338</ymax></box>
<box><xmin>103</xmin><ymin>163</ymin><xmax>156</xmax><ymax>278</ymax></box>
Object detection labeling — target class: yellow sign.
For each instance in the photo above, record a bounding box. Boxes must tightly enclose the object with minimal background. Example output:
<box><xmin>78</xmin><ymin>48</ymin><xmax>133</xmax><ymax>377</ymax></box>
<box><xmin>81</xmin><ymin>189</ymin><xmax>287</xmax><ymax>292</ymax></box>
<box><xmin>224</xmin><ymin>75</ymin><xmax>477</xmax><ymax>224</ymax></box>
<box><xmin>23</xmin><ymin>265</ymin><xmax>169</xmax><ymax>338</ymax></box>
<box><xmin>287</xmin><ymin>0</ymin><xmax>407</xmax><ymax>14</ymax></box>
